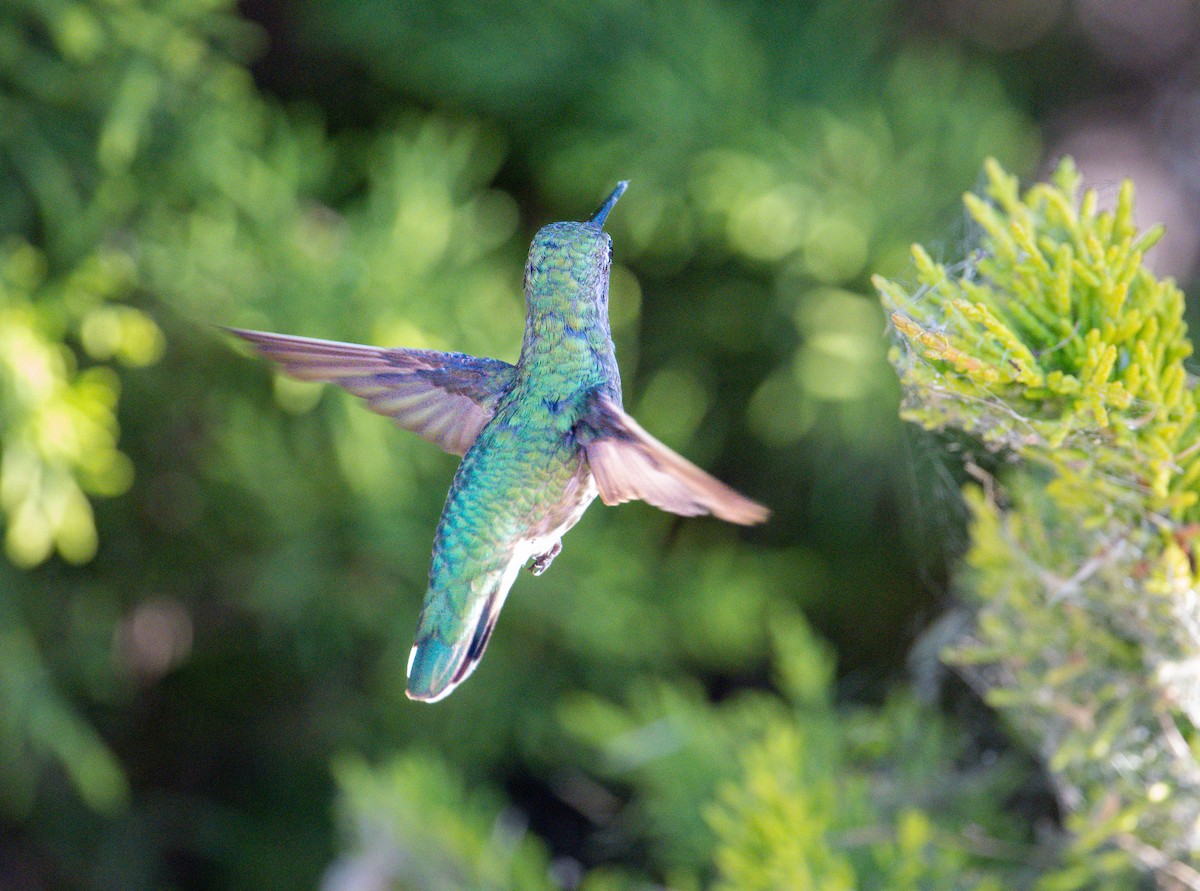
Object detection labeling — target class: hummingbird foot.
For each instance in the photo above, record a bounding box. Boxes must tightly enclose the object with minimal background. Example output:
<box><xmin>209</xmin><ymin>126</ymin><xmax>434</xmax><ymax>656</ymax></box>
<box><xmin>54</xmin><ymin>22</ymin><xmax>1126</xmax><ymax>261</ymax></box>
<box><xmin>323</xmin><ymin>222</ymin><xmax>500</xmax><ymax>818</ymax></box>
<box><xmin>528</xmin><ymin>540</ymin><xmax>562</xmax><ymax>575</ymax></box>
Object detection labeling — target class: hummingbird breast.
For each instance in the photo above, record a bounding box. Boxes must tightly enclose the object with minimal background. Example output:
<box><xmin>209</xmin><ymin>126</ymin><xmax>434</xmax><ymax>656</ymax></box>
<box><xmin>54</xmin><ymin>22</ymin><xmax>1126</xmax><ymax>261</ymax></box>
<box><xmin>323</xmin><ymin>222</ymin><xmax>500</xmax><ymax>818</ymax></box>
<box><xmin>523</xmin><ymin>456</ymin><xmax>598</xmax><ymax>554</ymax></box>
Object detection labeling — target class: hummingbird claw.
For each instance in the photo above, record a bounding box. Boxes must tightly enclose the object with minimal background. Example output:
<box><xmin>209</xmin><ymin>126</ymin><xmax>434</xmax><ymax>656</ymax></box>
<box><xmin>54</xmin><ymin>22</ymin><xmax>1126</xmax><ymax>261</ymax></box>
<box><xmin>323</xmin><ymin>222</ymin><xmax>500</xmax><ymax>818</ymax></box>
<box><xmin>528</xmin><ymin>540</ymin><xmax>562</xmax><ymax>575</ymax></box>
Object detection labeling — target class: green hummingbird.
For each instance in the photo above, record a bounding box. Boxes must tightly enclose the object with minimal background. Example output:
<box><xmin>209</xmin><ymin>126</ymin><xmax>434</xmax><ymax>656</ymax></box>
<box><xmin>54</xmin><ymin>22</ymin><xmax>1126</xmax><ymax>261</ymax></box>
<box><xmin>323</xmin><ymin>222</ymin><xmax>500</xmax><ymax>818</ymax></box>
<box><xmin>230</xmin><ymin>182</ymin><xmax>769</xmax><ymax>702</ymax></box>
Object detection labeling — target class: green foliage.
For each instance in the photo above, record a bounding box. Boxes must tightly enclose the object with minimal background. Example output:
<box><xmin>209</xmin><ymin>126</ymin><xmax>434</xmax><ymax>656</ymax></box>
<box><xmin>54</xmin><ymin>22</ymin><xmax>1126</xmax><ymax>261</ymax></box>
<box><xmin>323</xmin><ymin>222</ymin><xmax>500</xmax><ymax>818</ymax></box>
<box><xmin>0</xmin><ymin>243</ymin><xmax>158</xmax><ymax>567</ymax></box>
<box><xmin>0</xmin><ymin>565</ymin><xmax>128</xmax><ymax>815</ymax></box>
<box><xmin>0</xmin><ymin>0</ymin><xmax>1084</xmax><ymax>888</ymax></box>
<box><xmin>328</xmin><ymin>615</ymin><xmax>1033</xmax><ymax>889</ymax></box>
<box><xmin>556</xmin><ymin>615</ymin><xmax>1034</xmax><ymax>888</ymax></box>
<box><xmin>878</xmin><ymin>159</ymin><xmax>1200</xmax><ymax>886</ymax></box>
<box><xmin>878</xmin><ymin>157</ymin><xmax>1193</xmax><ymax>518</ymax></box>
<box><xmin>707</xmin><ymin>723</ymin><xmax>858</xmax><ymax>891</ymax></box>
<box><xmin>328</xmin><ymin>753</ymin><xmax>555</xmax><ymax>891</ymax></box>
<box><xmin>0</xmin><ymin>0</ymin><xmax>259</xmax><ymax>569</ymax></box>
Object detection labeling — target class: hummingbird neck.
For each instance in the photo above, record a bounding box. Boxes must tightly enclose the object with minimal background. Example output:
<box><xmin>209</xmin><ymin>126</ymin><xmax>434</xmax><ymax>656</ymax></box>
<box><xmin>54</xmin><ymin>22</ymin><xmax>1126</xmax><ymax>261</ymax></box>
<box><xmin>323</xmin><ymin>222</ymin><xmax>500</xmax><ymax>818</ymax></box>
<box><xmin>518</xmin><ymin>298</ymin><xmax>615</xmax><ymax>364</ymax></box>
<box><xmin>516</xmin><ymin>280</ymin><xmax>618</xmax><ymax>395</ymax></box>
<box><xmin>516</xmin><ymin>220</ymin><xmax>620</xmax><ymax>396</ymax></box>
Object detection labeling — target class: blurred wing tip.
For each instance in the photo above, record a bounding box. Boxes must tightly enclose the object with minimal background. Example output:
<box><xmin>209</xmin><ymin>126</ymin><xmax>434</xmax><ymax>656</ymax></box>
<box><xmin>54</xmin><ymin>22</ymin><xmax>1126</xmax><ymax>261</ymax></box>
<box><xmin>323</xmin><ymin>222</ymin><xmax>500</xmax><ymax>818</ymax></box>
<box><xmin>223</xmin><ymin>326</ymin><xmax>303</xmax><ymax>357</ymax></box>
<box><xmin>719</xmin><ymin>498</ymin><xmax>771</xmax><ymax>526</ymax></box>
<box><xmin>223</xmin><ymin>326</ymin><xmax>263</xmax><ymax>349</ymax></box>
<box><xmin>224</xmin><ymin>326</ymin><xmax>274</xmax><ymax>342</ymax></box>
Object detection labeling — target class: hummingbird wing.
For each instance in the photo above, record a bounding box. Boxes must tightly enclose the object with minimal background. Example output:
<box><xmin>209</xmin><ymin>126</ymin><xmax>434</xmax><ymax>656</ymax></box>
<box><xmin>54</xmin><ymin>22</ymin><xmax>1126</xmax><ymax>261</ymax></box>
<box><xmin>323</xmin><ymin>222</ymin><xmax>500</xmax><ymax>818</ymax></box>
<box><xmin>228</xmin><ymin>328</ymin><xmax>516</xmax><ymax>456</ymax></box>
<box><xmin>576</xmin><ymin>392</ymin><xmax>770</xmax><ymax>525</ymax></box>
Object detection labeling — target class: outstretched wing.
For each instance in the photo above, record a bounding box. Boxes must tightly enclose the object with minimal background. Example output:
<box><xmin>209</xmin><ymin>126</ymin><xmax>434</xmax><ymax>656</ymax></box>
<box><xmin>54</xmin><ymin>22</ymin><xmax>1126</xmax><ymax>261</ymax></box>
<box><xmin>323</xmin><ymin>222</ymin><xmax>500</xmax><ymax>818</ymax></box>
<box><xmin>228</xmin><ymin>328</ymin><xmax>516</xmax><ymax>456</ymax></box>
<box><xmin>576</xmin><ymin>391</ymin><xmax>770</xmax><ymax>525</ymax></box>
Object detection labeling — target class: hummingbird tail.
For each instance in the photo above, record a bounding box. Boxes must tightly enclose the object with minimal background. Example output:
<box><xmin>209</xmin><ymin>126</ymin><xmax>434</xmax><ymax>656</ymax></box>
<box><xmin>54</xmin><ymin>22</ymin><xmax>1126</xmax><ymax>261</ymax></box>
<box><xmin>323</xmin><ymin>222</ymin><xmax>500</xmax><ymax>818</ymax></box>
<box><xmin>405</xmin><ymin>553</ymin><xmax>524</xmax><ymax>702</ymax></box>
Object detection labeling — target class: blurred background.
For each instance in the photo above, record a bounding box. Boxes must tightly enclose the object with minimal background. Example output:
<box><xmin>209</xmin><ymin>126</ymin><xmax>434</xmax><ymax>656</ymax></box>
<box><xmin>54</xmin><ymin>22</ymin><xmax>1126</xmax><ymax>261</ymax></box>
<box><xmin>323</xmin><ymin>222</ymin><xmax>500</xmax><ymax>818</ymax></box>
<box><xmin>2</xmin><ymin>0</ymin><xmax>1199</xmax><ymax>887</ymax></box>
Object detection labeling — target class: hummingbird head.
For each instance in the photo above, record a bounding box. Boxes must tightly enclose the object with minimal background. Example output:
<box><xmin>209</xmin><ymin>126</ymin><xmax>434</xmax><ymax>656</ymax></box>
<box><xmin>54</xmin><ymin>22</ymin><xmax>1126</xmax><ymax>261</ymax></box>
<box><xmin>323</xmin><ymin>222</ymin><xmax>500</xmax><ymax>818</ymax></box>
<box><xmin>523</xmin><ymin>182</ymin><xmax>628</xmax><ymax>324</ymax></box>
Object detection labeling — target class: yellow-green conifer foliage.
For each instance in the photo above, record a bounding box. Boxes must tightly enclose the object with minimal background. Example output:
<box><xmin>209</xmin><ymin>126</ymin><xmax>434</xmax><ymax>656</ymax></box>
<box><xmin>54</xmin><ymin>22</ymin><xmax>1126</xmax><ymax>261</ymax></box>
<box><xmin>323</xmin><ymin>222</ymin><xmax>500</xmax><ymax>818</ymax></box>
<box><xmin>877</xmin><ymin>159</ymin><xmax>1200</xmax><ymax>887</ymax></box>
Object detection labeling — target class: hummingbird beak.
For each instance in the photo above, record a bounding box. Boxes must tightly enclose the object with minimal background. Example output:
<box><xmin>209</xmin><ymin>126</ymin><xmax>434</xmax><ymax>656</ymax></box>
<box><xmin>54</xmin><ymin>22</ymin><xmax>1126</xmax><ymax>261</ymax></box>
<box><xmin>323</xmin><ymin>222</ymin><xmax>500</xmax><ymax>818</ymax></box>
<box><xmin>588</xmin><ymin>181</ymin><xmax>629</xmax><ymax>228</ymax></box>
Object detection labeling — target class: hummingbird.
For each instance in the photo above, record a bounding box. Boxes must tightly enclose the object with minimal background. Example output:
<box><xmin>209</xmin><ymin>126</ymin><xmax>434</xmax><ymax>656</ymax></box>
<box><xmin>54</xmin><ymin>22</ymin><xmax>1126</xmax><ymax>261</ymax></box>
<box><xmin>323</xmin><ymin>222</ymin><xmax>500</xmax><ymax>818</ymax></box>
<box><xmin>229</xmin><ymin>182</ymin><xmax>769</xmax><ymax>702</ymax></box>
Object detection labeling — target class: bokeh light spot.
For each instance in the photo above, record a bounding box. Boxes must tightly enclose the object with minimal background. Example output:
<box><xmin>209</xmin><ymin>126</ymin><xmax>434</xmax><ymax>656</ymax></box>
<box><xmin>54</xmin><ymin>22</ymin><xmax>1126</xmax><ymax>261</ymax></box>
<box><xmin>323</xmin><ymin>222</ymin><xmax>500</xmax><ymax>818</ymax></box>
<box><xmin>636</xmin><ymin>367</ymin><xmax>708</xmax><ymax>448</ymax></box>
<box><xmin>115</xmin><ymin>598</ymin><xmax>195</xmax><ymax>682</ymax></box>
<box><xmin>749</xmin><ymin>372</ymin><xmax>817</xmax><ymax>446</ymax></box>
<box><xmin>273</xmin><ymin>374</ymin><xmax>325</xmax><ymax>415</ymax></box>
<box><xmin>728</xmin><ymin>187</ymin><xmax>808</xmax><ymax>262</ymax></box>
<box><xmin>607</xmin><ymin>264</ymin><xmax>642</xmax><ymax>333</ymax></box>
<box><xmin>802</xmin><ymin>217</ymin><xmax>869</xmax><ymax>283</ymax></box>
